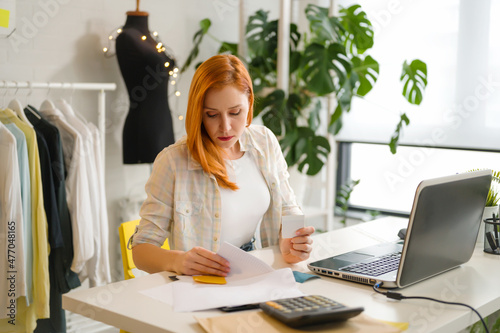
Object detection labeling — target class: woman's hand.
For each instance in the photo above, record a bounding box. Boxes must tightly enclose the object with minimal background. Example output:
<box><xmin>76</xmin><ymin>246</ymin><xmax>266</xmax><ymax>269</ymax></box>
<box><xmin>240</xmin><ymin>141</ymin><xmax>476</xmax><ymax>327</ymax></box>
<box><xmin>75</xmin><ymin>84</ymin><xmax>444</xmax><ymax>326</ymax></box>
<box><xmin>280</xmin><ymin>226</ymin><xmax>315</xmax><ymax>264</ymax></box>
<box><xmin>174</xmin><ymin>246</ymin><xmax>231</xmax><ymax>276</ymax></box>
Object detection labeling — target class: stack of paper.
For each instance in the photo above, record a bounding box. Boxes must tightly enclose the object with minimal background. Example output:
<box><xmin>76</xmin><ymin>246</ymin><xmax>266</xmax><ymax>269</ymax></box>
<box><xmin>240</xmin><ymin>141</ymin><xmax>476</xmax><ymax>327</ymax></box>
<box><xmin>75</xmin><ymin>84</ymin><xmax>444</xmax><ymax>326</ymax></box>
<box><xmin>139</xmin><ymin>242</ymin><xmax>304</xmax><ymax>312</ymax></box>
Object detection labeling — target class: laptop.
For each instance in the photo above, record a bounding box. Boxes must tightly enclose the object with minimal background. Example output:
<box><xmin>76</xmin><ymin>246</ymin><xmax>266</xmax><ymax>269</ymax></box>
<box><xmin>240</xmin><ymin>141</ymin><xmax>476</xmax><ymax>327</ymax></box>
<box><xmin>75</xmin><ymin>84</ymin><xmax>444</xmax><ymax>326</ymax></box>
<box><xmin>308</xmin><ymin>170</ymin><xmax>492</xmax><ymax>289</ymax></box>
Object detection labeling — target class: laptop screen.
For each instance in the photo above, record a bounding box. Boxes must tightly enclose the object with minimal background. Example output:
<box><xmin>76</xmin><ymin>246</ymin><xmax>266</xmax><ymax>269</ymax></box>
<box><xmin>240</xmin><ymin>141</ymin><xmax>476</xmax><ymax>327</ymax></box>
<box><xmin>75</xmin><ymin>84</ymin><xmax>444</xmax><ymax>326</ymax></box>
<box><xmin>398</xmin><ymin>171</ymin><xmax>491</xmax><ymax>287</ymax></box>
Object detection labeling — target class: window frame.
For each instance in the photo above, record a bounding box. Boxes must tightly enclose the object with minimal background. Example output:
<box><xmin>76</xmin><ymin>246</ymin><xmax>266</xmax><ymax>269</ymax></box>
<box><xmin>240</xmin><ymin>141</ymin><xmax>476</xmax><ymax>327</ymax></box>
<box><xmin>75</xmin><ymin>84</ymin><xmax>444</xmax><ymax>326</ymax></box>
<box><xmin>335</xmin><ymin>141</ymin><xmax>500</xmax><ymax>219</ymax></box>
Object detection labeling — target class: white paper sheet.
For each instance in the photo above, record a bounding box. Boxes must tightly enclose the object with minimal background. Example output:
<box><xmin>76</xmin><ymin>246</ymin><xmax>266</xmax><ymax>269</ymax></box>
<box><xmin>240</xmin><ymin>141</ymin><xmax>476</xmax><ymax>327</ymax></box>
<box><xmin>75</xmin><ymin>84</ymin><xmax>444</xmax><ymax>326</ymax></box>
<box><xmin>138</xmin><ymin>242</ymin><xmax>304</xmax><ymax>312</ymax></box>
<box><xmin>216</xmin><ymin>242</ymin><xmax>273</xmax><ymax>279</ymax></box>
<box><xmin>173</xmin><ymin>268</ymin><xmax>303</xmax><ymax>312</ymax></box>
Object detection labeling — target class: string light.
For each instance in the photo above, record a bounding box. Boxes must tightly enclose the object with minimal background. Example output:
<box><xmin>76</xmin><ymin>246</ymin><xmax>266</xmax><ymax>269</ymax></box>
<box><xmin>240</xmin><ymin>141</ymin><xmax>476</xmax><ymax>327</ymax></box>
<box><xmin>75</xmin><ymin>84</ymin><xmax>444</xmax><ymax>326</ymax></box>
<box><xmin>102</xmin><ymin>26</ymin><xmax>185</xmax><ymax>122</ymax></box>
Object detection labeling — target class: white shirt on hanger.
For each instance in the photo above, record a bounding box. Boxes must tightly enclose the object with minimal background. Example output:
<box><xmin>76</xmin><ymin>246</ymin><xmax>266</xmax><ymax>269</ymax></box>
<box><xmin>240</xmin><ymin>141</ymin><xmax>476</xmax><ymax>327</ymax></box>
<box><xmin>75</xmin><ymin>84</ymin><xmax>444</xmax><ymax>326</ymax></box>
<box><xmin>89</xmin><ymin>122</ymin><xmax>112</xmax><ymax>285</ymax></box>
<box><xmin>56</xmin><ymin>99</ymin><xmax>111</xmax><ymax>286</ymax></box>
<box><xmin>39</xmin><ymin>101</ymin><xmax>94</xmax><ymax>275</ymax></box>
<box><xmin>0</xmin><ymin>122</ymin><xmax>26</xmax><ymax>319</ymax></box>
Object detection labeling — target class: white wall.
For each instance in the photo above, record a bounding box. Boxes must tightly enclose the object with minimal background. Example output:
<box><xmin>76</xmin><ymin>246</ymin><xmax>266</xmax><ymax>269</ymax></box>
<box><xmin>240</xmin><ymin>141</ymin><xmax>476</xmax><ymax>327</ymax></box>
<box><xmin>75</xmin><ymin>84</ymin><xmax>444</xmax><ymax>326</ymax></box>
<box><xmin>0</xmin><ymin>0</ymin><xmax>279</xmax><ymax>280</ymax></box>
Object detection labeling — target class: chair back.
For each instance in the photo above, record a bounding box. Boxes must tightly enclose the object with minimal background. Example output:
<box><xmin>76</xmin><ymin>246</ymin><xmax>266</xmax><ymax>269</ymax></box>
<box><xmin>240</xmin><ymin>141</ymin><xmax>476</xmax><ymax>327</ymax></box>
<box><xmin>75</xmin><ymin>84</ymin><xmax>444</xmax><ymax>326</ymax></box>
<box><xmin>119</xmin><ymin>219</ymin><xmax>169</xmax><ymax>280</ymax></box>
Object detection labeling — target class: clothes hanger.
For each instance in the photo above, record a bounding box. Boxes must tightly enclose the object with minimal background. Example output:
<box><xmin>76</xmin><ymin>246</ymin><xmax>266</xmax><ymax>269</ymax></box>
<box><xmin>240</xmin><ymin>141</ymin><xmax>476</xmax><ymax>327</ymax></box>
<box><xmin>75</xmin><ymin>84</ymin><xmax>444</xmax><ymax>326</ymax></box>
<box><xmin>58</xmin><ymin>84</ymin><xmax>90</xmax><ymax>124</ymax></box>
<box><xmin>24</xmin><ymin>82</ymin><xmax>41</xmax><ymax>120</ymax></box>
<box><xmin>56</xmin><ymin>84</ymin><xmax>73</xmax><ymax>115</ymax></box>
<box><xmin>1</xmin><ymin>80</ymin><xmax>9</xmax><ymax>109</ymax></box>
<box><xmin>40</xmin><ymin>82</ymin><xmax>56</xmax><ymax>111</ymax></box>
<box><xmin>8</xmin><ymin>82</ymin><xmax>33</xmax><ymax>126</ymax></box>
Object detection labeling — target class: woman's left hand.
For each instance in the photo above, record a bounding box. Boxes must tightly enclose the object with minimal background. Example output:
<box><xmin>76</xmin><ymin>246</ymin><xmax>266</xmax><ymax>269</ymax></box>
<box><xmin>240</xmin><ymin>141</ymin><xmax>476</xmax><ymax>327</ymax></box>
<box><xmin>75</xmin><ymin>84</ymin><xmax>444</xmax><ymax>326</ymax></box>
<box><xmin>280</xmin><ymin>226</ymin><xmax>315</xmax><ymax>264</ymax></box>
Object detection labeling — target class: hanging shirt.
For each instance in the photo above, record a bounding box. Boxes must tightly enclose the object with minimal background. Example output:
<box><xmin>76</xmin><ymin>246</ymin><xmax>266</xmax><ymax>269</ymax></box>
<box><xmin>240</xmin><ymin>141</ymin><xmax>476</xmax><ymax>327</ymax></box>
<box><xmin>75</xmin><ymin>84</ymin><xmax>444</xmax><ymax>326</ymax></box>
<box><xmin>25</xmin><ymin>105</ymin><xmax>80</xmax><ymax>294</ymax></box>
<box><xmin>56</xmin><ymin>99</ymin><xmax>111</xmax><ymax>286</ymax></box>
<box><xmin>38</xmin><ymin>102</ymin><xmax>94</xmax><ymax>276</ymax></box>
<box><xmin>4</xmin><ymin>123</ymin><xmax>30</xmax><ymax>304</ymax></box>
<box><xmin>88</xmin><ymin>121</ymin><xmax>112</xmax><ymax>285</ymax></box>
<box><xmin>220</xmin><ymin>152</ymin><xmax>271</xmax><ymax>248</ymax></box>
<box><xmin>0</xmin><ymin>108</ymin><xmax>50</xmax><ymax>332</ymax></box>
<box><xmin>0</xmin><ymin>122</ymin><xmax>25</xmax><ymax>319</ymax></box>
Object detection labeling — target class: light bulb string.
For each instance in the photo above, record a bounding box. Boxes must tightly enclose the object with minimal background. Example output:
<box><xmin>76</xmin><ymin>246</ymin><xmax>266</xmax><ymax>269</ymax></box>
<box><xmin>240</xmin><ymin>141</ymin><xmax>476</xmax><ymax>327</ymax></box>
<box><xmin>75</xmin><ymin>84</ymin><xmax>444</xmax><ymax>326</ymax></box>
<box><xmin>102</xmin><ymin>26</ymin><xmax>184</xmax><ymax>121</ymax></box>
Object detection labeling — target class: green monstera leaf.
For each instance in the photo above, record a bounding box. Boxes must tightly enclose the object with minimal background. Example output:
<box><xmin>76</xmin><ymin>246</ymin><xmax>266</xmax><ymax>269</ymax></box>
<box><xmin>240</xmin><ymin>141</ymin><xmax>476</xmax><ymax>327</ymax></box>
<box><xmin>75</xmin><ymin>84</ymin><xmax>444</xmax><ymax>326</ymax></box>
<box><xmin>305</xmin><ymin>4</ymin><xmax>344</xmax><ymax>44</ymax></box>
<box><xmin>339</xmin><ymin>4</ymin><xmax>374</xmax><ymax>55</ymax></box>
<box><xmin>301</xmin><ymin>43</ymin><xmax>351</xmax><ymax>96</ymax></box>
<box><xmin>218</xmin><ymin>42</ymin><xmax>238</xmax><ymax>55</ymax></box>
<box><xmin>329</xmin><ymin>104</ymin><xmax>343</xmax><ymax>135</ymax></box>
<box><xmin>280</xmin><ymin>127</ymin><xmax>330</xmax><ymax>176</ymax></box>
<box><xmin>389</xmin><ymin>113</ymin><xmax>410</xmax><ymax>154</ymax></box>
<box><xmin>246</xmin><ymin>10</ymin><xmax>278</xmax><ymax>60</ymax></box>
<box><xmin>401</xmin><ymin>59</ymin><xmax>428</xmax><ymax>105</ymax></box>
<box><xmin>351</xmin><ymin>55</ymin><xmax>379</xmax><ymax>96</ymax></box>
<box><xmin>307</xmin><ymin>99</ymin><xmax>322</xmax><ymax>132</ymax></box>
<box><xmin>255</xmin><ymin>89</ymin><xmax>286</xmax><ymax>136</ymax></box>
<box><xmin>245</xmin><ymin>10</ymin><xmax>280</xmax><ymax>93</ymax></box>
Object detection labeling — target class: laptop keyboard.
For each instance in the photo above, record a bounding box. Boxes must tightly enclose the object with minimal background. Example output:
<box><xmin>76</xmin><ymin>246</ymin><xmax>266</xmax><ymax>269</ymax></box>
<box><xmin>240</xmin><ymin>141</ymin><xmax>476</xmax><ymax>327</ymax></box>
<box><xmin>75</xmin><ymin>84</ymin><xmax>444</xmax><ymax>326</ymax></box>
<box><xmin>340</xmin><ymin>252</ymin><xmax>401</xmax><ymax>276</ymax></box>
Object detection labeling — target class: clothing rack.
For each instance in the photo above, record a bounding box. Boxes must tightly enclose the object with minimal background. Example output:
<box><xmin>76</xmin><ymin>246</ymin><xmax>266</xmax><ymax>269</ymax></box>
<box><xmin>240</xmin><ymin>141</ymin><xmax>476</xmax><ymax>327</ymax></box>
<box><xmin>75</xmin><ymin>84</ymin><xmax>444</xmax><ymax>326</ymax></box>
<box><xmin>0</xmin><ymin>81</ymin><xmax>117</xmax><ymax>162</ymax></box>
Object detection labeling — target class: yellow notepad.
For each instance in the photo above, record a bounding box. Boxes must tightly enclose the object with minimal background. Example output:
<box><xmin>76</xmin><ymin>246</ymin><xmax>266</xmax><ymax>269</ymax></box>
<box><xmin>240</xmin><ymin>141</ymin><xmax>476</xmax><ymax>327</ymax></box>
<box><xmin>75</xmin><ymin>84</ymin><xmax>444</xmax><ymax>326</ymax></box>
<box><xmin>192</xmin><ymin>275</ymin><xmax>227</xmax><ymax>284</ymax></box>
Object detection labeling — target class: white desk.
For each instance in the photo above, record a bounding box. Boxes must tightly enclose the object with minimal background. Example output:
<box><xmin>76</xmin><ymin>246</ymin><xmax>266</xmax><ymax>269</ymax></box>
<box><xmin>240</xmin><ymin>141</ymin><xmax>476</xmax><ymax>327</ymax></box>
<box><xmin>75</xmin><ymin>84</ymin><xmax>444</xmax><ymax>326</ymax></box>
<box><xmin>62</xmin><ymin>217</ymin><xmax>500</xmax><ymax>333</ymax></box>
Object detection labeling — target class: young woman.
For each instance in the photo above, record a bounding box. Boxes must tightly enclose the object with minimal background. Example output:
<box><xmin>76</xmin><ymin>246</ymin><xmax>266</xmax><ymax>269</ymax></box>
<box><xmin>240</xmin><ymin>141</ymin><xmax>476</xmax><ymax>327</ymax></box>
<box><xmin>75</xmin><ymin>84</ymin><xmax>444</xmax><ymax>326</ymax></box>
<box><xmin>131</xmin><ymin>54</ymin><xmax>314</xmax><ymax>276</ymax></box>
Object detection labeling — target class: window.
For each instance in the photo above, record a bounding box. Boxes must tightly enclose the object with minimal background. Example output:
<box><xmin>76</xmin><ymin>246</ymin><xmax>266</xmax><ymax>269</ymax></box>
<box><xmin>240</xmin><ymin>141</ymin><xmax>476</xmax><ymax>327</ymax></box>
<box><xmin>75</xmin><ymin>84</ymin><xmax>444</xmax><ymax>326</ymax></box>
<box><xmin>339</xmin><ymin>142</ymin><xmax>500</xmax><ymax>215</ymax></box>
<box><xmin>334</xmin><ymin>0</ymin><xmax>500</xmax><ymax>216</ymax></box>
<box><xmin>336</xmin><ymin>0</ymin><xmax>500</xmax><ymax>150</ymax></box>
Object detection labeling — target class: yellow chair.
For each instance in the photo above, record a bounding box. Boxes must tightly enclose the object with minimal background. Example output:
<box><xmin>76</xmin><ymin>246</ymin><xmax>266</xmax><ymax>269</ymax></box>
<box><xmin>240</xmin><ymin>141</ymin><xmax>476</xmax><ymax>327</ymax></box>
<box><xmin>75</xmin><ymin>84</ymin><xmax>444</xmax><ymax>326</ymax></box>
<box><xmin>119</xmin><ymin>219</ymin><xmax>170</xmax><ymax>280</ymax></box>
<box><xmin>118</xmin><ymin>219</ymin><xmax>170</xmax><ymax>333</ymax></box>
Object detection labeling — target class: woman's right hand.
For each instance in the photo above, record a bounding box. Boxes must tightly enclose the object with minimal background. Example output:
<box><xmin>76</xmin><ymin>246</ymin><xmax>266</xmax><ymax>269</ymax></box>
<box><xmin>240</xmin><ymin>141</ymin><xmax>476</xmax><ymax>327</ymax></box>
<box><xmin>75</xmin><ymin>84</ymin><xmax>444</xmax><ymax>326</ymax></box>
<box><xmin>174</xmin><ymin>246</ymin><xmax>231</xmax><ymax>276</ymax></box>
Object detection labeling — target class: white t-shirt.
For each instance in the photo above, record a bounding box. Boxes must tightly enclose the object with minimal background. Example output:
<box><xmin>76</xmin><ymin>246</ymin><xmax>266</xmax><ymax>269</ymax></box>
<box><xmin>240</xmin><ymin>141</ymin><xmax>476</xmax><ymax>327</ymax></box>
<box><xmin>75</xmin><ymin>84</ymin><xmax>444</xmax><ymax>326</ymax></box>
<box><xmin>220</xmin><ymin>152</ymin><xmax>271</xmax><ymax>248</ymax></box>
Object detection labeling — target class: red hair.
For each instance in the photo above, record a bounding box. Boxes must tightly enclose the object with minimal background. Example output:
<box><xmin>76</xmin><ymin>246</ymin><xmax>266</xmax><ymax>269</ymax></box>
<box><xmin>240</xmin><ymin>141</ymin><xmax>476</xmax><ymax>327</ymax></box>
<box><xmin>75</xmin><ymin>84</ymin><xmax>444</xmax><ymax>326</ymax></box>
<box><xmin>185</xmin><ymin>54</ymin><xmax>254</xmax><ymax>190</ymax></box>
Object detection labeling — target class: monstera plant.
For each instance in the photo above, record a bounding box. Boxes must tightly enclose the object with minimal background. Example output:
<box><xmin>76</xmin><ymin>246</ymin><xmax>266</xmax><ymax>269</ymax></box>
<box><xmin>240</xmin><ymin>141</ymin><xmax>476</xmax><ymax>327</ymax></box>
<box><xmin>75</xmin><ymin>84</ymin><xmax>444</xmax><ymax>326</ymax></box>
<box><xmin>182</xmin><ymin>4</ymin><xmax>428</xmax><ymax>175</ymax></box>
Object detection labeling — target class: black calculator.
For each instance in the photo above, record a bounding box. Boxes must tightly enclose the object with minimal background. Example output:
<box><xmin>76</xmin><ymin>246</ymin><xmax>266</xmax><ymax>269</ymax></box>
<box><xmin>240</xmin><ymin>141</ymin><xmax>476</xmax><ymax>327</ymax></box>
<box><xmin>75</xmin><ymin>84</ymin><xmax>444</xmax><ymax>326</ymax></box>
<box><xmin>259</xmin><ymin>295</ymin><xmax>364</xmax><ymax>328</ymax></box>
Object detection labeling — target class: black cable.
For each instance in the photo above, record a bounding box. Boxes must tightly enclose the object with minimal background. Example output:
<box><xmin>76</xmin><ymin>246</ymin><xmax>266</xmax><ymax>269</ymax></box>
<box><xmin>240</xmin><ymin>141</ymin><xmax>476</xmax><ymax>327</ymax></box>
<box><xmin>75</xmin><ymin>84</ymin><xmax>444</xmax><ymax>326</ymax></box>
<box><xmin>373</xmin><ymin>283</ymin><xmax>489</xmax><ymax>333</ymax></box>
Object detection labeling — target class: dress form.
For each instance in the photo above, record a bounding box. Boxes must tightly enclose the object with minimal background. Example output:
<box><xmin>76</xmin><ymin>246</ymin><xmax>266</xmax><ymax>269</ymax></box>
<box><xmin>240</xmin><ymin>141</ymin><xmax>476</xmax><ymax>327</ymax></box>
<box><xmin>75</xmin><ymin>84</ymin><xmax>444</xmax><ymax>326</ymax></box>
<box><xmin>116</xmin><ymin>1</ymin><xmax>176</xmax><ymax>164</ymax></box>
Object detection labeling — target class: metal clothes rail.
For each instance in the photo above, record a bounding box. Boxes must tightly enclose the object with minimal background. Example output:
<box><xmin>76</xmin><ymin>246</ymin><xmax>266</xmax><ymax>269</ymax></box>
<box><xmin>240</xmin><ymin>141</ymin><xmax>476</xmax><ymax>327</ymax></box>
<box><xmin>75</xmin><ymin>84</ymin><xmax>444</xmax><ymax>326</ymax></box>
<box><xmin>0</xmin><ymin>81</ymin><xmax>117</xmax><ymax>161</ymax></box>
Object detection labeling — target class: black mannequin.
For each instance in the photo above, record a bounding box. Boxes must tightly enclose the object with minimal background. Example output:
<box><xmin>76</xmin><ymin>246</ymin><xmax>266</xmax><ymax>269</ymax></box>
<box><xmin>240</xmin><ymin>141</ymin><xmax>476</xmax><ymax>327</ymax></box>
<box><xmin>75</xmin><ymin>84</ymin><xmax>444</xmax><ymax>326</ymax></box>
<box><xmin>116</xmin><ymin>3</ymin><xmax>176</xmax><ymax>164</ymax></box>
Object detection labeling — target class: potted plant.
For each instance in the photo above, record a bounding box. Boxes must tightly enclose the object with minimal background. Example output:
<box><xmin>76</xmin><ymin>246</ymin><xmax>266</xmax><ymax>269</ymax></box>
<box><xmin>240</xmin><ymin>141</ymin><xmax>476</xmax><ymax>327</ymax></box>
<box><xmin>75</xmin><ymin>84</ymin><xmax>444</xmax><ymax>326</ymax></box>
<box><xmin>182</xmin><ymin>4</ymin><xmax>428</xmax><ymax>176</ymax></box>
<box><xmin>469</xmin><ymin>170</ymin><xmax>500</xmax><ymax>244</ymax></box>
